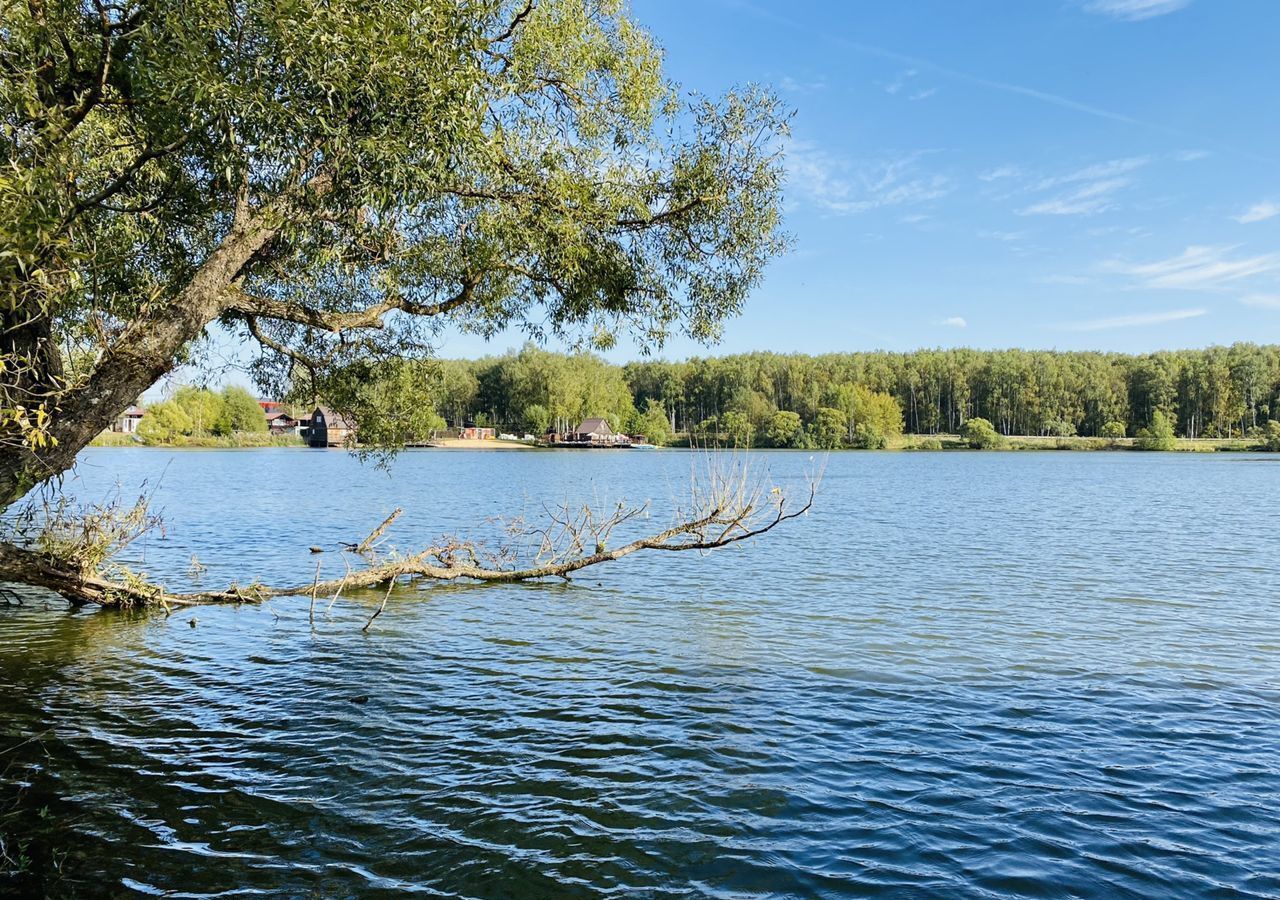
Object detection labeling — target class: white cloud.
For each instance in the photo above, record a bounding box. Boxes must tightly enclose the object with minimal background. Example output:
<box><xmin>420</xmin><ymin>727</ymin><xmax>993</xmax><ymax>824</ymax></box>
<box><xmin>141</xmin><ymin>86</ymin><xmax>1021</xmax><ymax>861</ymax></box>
<box><xmin>1172</xmin><ymin>149</ymin><xmax>1211</xmax><ymax>162</ymax></box>
<box><xmin>1058</xmin><ymin>308</ymin><xmax>1206</xmax><ymax>331</ymax></box>
<box><xmin>1020</xmin><ymin>177</ymin><xmax>1132</xmax><ymax>216</ymax></box>
<box><xmin>1241</xmin><ymin>294</ymin><xmax>1280</xmax><ymax>309</ymax></box>
<box><xmin>778</xmin><ymin>75</ymin><xmax>827</xmax><ymax>95</ymax></box>
<box><xmin>1031</xmin><ymin>157</ymin><xmax>1149</xmax><ymax>191</ymax></box>
<box><xmin>883</xmin><ymin>69</ymin><xmax>917</xmax><ymax>95</ymax></box>
<box><xmin>940</xmin><ymin>316</ymin><xmax>967</xmax><ymax>328</ymax></box>
<box><xmin>1082</xmin><ymin>0</ymin><xmax>1192</xmax><ymax>21</ymax></box>
<box><xmin>1234</xmin><ymin>201</ymin><xmax>1280</xmax><ymax>224</ymax></box>
<box><xmin>1036</xmin><ymin>274</ymin><xmax>1094</xmax><ymax>286</ymax></box>
<box><xmin>1103</xmin><ymin>244</ymin><xmax>1280</xmax><ymax>290</ymax></box>
<box><xmin>980</xmin><ymin>165</ymin><xmax>1023</xmax><ymax>182</ymax></box>
<box><xmin>909</xmin><ymin>88</ymin><xmax>937</xmax><ymax>101</ymax></box>
<box><xmin>787</xmin><ymin>142</ymin><xmax>951</xmax><ymax>215</ymax></box>
<box><xmin>978</xmin><ymin>229</ymin><xmax>1027</xmax><ymax>242</ymax></box>
<box><xmin>1015</xmin><ymin>157</ymin><xmax>1149</xmax><ymax>216</ymax></box>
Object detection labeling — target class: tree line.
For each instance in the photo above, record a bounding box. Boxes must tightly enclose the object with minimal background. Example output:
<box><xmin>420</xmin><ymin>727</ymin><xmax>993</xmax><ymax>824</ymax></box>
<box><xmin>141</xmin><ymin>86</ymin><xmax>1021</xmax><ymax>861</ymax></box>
<box><xmin>379</xmin><ymin>343</ymin><xmax>1280</xmax><ymax>447</ymax></box>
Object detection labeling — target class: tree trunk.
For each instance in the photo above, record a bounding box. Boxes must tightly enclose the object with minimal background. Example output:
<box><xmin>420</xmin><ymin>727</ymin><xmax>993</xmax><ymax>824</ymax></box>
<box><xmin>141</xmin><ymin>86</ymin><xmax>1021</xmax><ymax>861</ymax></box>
<box><xmin>0</xmin><ymin>217</ymin><xmax>280</xmax><ymax>509</ymax></box>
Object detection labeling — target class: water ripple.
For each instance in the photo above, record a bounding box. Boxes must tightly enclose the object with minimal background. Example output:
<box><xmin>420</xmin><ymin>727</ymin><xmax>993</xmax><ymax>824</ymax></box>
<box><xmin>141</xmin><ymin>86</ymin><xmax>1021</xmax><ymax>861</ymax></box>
<box><xmin>2</xmin><ymin>450</ymin><xmax>1279</xmax><ymax>897</ymax></box>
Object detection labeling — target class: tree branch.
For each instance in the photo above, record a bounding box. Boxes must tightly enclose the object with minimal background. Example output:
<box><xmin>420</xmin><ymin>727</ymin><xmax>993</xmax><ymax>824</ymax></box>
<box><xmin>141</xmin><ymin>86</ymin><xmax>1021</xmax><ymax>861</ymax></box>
<box><xmin>223</xmin><ymin>276</ymin><xmax>479</xmax><ymax>332</ymax></box>
<box><xmin>488</xmin><ymin>0</ymin><xmax>536</xmax><ymax>45</ymax></box>
<box><xmin>0</xmin><ymin>455</ymin><xmax>820</xmax><ymax>611</ymax></box>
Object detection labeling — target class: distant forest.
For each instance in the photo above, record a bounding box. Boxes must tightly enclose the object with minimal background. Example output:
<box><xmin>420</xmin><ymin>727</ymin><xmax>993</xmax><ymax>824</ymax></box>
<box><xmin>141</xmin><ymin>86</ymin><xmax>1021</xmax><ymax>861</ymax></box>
<box><xmin>375</xmin><ymin>343</ymin><xmax>1280</xmax><ymax>445</ymax></box>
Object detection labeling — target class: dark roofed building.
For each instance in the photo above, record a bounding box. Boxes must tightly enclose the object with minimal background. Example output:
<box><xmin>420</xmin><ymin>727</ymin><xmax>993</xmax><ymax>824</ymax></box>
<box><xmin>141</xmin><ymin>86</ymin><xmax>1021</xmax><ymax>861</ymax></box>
<box><xmin>564</xmin><ymin>417</ymin><xmax>630</xmax><ymax>446</ymax></box>
<box><xmin>304</xmin><ymin>406</ymin><xmax>356</xmax><ymax>447</ymax></box>
<box><xmin>265</xmin><ymin>410</ymin><xmax>299</xmax><ymax>435</ymax></box>
<box><xmin>575</xmin><ymin>418</ymin><xmax>614</xmax><ymax>440</ymax></box>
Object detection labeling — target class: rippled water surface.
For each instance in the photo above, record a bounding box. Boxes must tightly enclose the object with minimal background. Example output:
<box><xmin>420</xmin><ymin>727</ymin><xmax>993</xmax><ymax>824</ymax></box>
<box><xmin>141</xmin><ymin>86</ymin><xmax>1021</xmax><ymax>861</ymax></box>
<box><xmin>2</xmin><ymin>448</ymin><xmax>1279</xmax><ymax>897</ymax></box>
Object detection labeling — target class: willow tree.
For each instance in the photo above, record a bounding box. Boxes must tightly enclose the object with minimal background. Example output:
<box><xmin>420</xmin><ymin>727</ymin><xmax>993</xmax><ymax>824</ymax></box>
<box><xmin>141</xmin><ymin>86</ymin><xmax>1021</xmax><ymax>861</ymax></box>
<box><xmin>0</xmin><ymin>0</ymin><xmax>797</xmax><ymax>602</ymax></box>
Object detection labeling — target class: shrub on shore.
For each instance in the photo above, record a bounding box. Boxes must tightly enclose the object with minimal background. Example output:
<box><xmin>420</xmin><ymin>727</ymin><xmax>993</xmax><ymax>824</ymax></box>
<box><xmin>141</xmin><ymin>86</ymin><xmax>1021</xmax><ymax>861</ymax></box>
<box><xmin>962</xmin><ymin>418</ymin><xmax>1004</xmax><ymax>450</ymax></box>
<box><xmin>1135</xmin><ymin>411</ymin><xmax>1177</xmax><ymax>451</ymax></box>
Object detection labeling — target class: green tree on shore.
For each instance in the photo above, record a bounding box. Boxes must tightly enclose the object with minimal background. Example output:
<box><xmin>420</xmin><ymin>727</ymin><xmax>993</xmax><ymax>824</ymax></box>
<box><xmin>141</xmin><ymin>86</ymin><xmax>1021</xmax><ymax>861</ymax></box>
<box><xmin>215</xmin><ymin>388</ymin><xmax>267</xmax><ymax>436</ymax></box>
<box><xmin>1135</xmin><ymin>410</ymin><xmax>1177</xmax><ymax>451</ymax></box>
<box><xmin>813</xmin><ymin>408</ymin><xmax>846</xmax><ymax>450</ymax></box>
<box><xmin>766</xmin><ymin>411</ymin><xmax>807</xmax><ymax>448</ymax></box>
<box><xmin>1260</xmin><ymin>421</ymin><xmax>1280</xmax><ymax>451</ymax></box>
<box><xmin>962</xmin><ymin>417</ymin><xmax>1003</xmax><ymax>450</ymax></box>
<box><xmin>0</xmin><ymin>0</ymin><xmax>789</xmax><ymax>509</ymax></box>
<box><xmin>629</xmin><ymin>400</ymin><xmax>672</xmax><ymax>446</ymax></box>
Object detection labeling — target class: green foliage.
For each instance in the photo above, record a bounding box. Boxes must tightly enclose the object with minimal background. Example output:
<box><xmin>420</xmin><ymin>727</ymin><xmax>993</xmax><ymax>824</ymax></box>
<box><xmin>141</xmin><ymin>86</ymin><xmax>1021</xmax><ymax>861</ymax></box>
<box><xmin>1260</xmin><ymin>420</ymin><xmax>1280</xmax><ymax>451</ymax></box>
<box><xmin>629</xmin><ymin>399</ymin><xmax>672</xmax><ymax>446</ymax></box>
<box><xmin>1135</xmin><ymin>410</ymin><xmax>1177</xmax><ymax>451</ymax></box>
<box><xmin>765</xmin><ymin>410</ymin><xmax>807</xmax><ymax>448</ymax></box>
<box><xmin>620</xmin><ymin>344</ymin><xmax>1280</xmax><ymax>441</ymax></box>
<box><xmin>136</xmin><ymin>400</ymin><xmax>193</xmax><ymax>444</ymax></box>
<box><xmin>962</xmin><ymin>417</ymin><xmax>1004</xmax><ymax>450</ymax></box>
<box><xmin>215</xmin><ymin>387</ymin><xmax>267</xmax><ymax>436</ymax></box>
<box><xmin>523</xmin><ymin>404</ymin><xmax>551</xmax><ymax>436</ymax></box>
<box><xmin>846</xmin><ymin>386</ymin><xmax>904</xmax><ymax>441</ymax></box>
<box><xmin>812</xmin><ymin>407</ymin><xmax>847</xmax><ymax>450</ymax></box>
<box><xmin>135</xmin><ymin>385</ymin><xmax>279</xmax><ymax>443</ymax></box>
<box><xmin>719</xmin><ymin>411</ymin><xmax>754</xmax><ymax>447</ymax></box>
<box><xmin>853</xmin><ymin>423</ymin><xmax>888</xmax><ymax>450</ymax></box>
<box><xmin>1</xmin><ymin>0</ymin><xmax>791</xmax><ymax>481</ymax></box>
<box><xmin>277</xmin><ymin>345</ymin><xmax>1280</xmax><ymax>453</ymax></box>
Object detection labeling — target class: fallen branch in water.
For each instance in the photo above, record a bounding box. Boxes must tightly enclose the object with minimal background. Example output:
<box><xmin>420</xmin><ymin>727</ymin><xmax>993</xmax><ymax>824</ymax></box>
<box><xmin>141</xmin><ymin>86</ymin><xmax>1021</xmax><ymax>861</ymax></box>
<box><xmin>351</xmin><ymin>508</ymin><xmax>402</xmax><ymax>555</ymax></box>
<box><xmin>0</xmin><ymin>453</ymin><xmax>820</xmax><ymax>610</ymax></box>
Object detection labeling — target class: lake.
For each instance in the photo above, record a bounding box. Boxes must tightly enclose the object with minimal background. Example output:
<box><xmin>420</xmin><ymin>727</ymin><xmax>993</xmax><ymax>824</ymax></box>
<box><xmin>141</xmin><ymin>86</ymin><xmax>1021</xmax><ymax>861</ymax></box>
<box><xmin>2</xmin><ymin>448</ymin><xmax>1279</xmax><ymax>897</ymax></box>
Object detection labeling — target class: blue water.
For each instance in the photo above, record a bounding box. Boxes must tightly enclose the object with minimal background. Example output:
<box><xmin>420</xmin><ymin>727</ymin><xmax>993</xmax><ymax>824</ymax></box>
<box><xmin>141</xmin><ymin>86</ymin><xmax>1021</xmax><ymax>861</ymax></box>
<box><xmin>2</xmin><ymin>448</ymin><xmax>1278</xmax><ymax>897</ymax></box>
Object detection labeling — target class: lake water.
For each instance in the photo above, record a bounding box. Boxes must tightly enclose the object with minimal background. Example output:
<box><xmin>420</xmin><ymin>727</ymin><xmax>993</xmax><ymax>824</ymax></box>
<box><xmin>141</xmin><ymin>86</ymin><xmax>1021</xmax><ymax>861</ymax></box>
<box><xmin>2</xmin><ymin>448</ymin><xmax>1279</xmax><ymax>897</ymax></box>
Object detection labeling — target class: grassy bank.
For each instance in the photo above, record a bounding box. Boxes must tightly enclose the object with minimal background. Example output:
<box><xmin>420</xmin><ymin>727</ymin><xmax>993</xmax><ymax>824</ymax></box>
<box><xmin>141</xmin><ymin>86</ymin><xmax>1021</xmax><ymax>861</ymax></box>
<box><xmin>90</xmin><ymin>430</ymin><xmax>1268</xmax><ymax>453</ymax></box>
<box><xmin>90</xmin><ymin>432</ymin><xmax>305</xmax><ymax>449</ymax></box>
<box><xmin>891</xmin><ymin>434</ymin><xmax>1259</xmax><ymax>452</ymax></box>
<box><xmin>666</xmin><ymin>433</ymin><xmax>1267</xmax><ymax>452</ymax></box>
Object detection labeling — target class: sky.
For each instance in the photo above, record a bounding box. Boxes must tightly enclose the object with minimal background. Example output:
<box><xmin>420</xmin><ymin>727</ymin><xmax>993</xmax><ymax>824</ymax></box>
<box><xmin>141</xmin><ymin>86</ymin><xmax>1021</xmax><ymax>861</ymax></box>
<box><xmin>193</xmin><ymin>0</ymin><xmax>1280</xmax><ymax>391</ymax></box>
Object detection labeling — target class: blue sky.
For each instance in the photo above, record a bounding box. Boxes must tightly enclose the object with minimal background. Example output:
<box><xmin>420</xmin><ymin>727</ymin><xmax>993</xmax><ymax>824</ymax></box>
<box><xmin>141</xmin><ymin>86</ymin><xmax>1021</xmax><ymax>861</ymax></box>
<box><xmin>444</xmin><ymin>0</ymin><xmax>1280</xmax><ymax>360</ymax></box>
<box><xmin>194</xmin><ymin>0</ymin><xmax>1280</xmax><ymax>392</ymax></box>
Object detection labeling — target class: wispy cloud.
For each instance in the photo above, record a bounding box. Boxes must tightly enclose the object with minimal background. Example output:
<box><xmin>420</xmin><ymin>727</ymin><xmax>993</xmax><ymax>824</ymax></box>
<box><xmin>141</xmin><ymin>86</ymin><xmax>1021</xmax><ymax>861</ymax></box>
<box><xmin>1032</xmin><ymin>157</ymin><xmax>1149</xmax><ymax>191</ymax></box>
<box><xmin>978</xmin><ymin>229</ymin><xmax>1027</xmax><ymax>242</ymax></box>
<box><xmin>1015</xmin><ymin>157</ymin><xmax>1148</xmax><ymax>216</ymax></box>
<box><xmin>1241</xmin><ymin>293</ymin><xmax>1280</xmax><ymax>309</ymax></box>
<box><xmin>939</xmin><ymin>316</ymin><xmax>967</xmax><ymax>328</ymax></box>
<box><xmin>778</xmin><ymin>75</ymin><xmax>827</xmax><ymax>95</ymax></box>
<box><xmin>1036</xmin><ymin>274</ymin><xmax>1094</xmax><ymax>286</ymax></box>
<box><xmin>1020</xmin><ymin>178</ymin><xmax>1132</xmax><ymax>216</ymax></box>
<box><xmin>1082</xmin><ymin>0</ymin><xmax>1192</xmax><ymax>21</ymax></box>
<box><xmin>882</xmin><ymin>69</ymin><xmax>917</xmax><ymax>95</ymax></box>
<box><xmin>723</xmin><ymin>0</ymin><xmax>1272</xmax><ymax>164</ymax></box>
<box><xmin>1234</xmin><ymin>201</ymin><xmax>1280</xmax><ymax>224</ymax></box>
<box><xmin>788</xmin><ymin>142</ymin><xmax>951</xmax><ymax>215</ymax></box>
<box><xmin>1103</xmin><ymin>244</ymin><xmax>1280</xmax><ymax>289</ymax></box>
<box><xmin>1172</xmin><ymin>149</ymin><xmax>1211</xmax><ymax>162</ymax></box>
<box><xmin>880</xmin><ymin>70</ymin><xmax>937</xmax><ymax>101</ymax></box>
<box><xmin>1057</xmin><ymin>308</ymin><xmax>1206</xmax><ymax>331</ymax></box>
<box><xmin>980</xmin><ymin>165</ymin><xmax>1023</xmax><ymax>182</ymax></box>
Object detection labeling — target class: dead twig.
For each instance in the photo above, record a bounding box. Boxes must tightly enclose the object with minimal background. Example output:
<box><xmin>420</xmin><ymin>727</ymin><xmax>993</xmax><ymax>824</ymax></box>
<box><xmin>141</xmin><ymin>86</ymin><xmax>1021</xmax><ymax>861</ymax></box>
<box><xmin>347</xmin><ymin>508</ymin><xmax>402</xmax><ymax>556</ymax></box>
<box><xmin>0</xmin><ymin>453</ymin><xmax>821</xmax><ymax>610</ymax></box>
<box><xmin>362</xmin><ymin>580</ymin><xmax>395</xmax><ymax>633</ymax></box>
